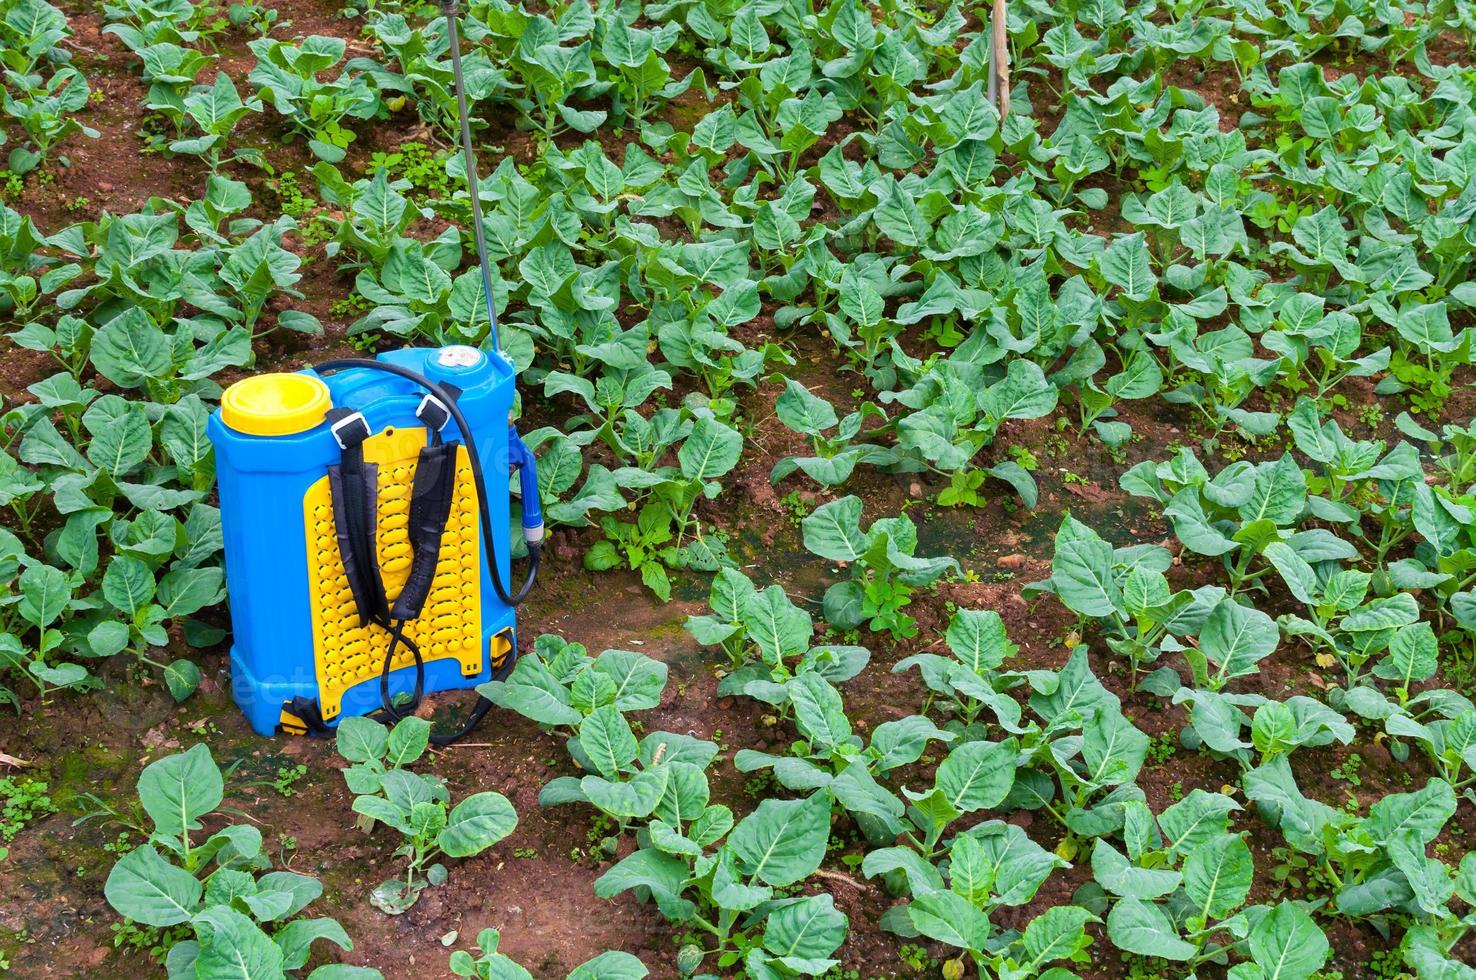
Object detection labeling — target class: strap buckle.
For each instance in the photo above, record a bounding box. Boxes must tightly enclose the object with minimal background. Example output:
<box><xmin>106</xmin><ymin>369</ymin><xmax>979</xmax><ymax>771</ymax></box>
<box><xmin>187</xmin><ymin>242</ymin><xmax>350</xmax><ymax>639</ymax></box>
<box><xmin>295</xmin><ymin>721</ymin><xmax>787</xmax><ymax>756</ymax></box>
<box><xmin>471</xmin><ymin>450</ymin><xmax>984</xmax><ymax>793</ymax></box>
<box><xmin>416</xmin><ymin>394</ymin><xmax>451</xmax><ymax>432</ymax></box>
<box><xmin>330</xmin><ymin>411</ymin><xmax>372</xmax><ymax>450</ymax></box>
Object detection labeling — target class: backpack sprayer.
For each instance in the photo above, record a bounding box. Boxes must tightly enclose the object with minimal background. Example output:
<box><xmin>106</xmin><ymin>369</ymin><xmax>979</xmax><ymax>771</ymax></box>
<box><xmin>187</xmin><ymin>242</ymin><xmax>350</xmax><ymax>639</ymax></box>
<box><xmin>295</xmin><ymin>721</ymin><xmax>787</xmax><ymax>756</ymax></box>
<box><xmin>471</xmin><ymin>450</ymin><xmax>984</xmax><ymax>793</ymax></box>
<box><xmin>207</xmin><ymin>0</ymin><xmax>538</xmax><ymax>743</ymax></box>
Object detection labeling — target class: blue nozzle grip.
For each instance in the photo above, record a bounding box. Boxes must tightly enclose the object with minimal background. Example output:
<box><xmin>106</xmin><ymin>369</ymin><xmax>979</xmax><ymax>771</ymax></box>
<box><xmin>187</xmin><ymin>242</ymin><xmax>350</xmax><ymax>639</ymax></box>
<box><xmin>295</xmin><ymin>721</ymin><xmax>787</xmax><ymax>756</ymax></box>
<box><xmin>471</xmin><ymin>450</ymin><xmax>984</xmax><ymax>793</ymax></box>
<box><xmin>508</xmin><ymin>425</ymin><xmax>543</xmax><ymax>542</ymax></box>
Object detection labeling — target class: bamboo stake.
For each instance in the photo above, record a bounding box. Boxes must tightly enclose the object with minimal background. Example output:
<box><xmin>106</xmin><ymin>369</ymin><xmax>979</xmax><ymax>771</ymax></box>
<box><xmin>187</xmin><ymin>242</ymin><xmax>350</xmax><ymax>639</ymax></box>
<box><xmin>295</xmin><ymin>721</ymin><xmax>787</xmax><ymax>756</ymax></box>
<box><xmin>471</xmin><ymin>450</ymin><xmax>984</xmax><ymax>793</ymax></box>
<box><xmin>992</xmin><ymin>0</ymin><xmax>1010</xmax><ymax>118</ymax></box>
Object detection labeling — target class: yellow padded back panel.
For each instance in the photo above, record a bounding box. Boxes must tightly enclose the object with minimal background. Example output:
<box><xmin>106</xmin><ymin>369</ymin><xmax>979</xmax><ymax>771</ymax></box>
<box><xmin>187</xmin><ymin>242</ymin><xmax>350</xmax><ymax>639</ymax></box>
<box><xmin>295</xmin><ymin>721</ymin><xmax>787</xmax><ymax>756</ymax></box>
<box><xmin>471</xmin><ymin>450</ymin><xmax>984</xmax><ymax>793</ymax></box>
<box><xmin>302</xmin><ymin>426</ymin><xmax>482</xmax><ymax>721</ymax></box>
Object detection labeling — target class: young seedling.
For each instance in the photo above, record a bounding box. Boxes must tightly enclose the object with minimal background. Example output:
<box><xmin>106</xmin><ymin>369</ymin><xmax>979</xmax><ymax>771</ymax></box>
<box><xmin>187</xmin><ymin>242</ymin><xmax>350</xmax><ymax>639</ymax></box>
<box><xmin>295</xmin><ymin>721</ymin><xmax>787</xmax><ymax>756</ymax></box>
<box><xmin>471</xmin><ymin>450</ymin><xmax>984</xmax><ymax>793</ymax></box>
<box><xmin>336</xmin><ymin>716</ymin><xmax>518</xmax><ymax>914</ymax></box>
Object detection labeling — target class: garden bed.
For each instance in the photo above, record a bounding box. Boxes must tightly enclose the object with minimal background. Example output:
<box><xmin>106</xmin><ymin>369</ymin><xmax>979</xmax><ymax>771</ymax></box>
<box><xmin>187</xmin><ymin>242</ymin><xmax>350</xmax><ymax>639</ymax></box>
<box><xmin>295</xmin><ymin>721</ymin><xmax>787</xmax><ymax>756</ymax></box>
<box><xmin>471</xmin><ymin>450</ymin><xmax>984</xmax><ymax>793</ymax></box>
<box><xmin>2</xmin><ymin>0</ymin><xmax>1476</xmax><ymax>977</ymax></box>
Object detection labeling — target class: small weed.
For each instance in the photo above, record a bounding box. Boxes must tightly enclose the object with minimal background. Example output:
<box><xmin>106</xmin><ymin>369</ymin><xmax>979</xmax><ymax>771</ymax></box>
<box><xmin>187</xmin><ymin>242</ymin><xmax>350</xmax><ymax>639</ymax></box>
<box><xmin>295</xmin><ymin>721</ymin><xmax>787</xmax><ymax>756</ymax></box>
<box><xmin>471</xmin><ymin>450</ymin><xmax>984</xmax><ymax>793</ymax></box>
<box><xmin>368</xmin><ymin>141</ymin><xmax>452</xmax><ymax>204</ymax></box>
<box><xmin>586</xmin><ymin>811</ymin><xmax>617</xmax><ymax>857</ymax></box>
<box><xmin>228</xmin><ymin>0</ymin><xmax>281</xmax><ymax>36</ymax></box>
<box><xmin>1146</xmin><ymin>733</ymin><xmax>1176</xmax><ymax>765</ymax></box>
<box><xmin>1330</xmin><ymin>753</ymin><xmax>1363</xmax><ymax>788</ymax></box>
<box><xmin>270</xmin><ymin>171</ymin><xmax>317</xmax><ymax>218</ymax></box>
<box><xmin>1121</xmin><ymin>955</ymin><xmax>1171</xmax><ymax>980</ymax></box>
<box><xmin>102</xmin><ymin>831</ymin><xmax>135</xmax><ymax>856</ymax></box>
<box><xmin>1269</xmin><ymin>845</ymin><xmax>1311</xmax><ymax>895</ymax></box>
<box><xmin>268</xmin><ymin>172</ymin><xmax>334</xmax><ymax>248</ymax></box>
<box><xmin>331</xmin><ymin>294</ymin><xmax>375</xmax><ymax>319</ymax></box>
<box><xmin>744</xmin><ymin>770</ymin><xmax>780</xmax><ymax>799</ymax></box>
<box><xmin>779</xmin><ymin>490</ymin><xmax>813</xmax><ymax>523</ymax></box>
<box><xmin>0</xmin><ymin>928</ymin><xmax>28</xmax><ymax>972</ymax></box>
<box><xmin>111</xmin><ymin>918</ymin><xmax>191</xmax><ymax>964</ymax></box>
<box><xmin>898</xmin><ymin>942</ymin><xmax>937</xmax><ymax>974</ymax></box>
<box><xmin>1367</xmin><ymin>947</ymin><xmax>1407</xmax><ymax>979</ymax></box>
<box><xmin>184</xmin><ymin>719</ymin><xmax>222</xmax><ymax>737</ymax></box>
<box><xmin>1009</xmin><ymin>444</ymin><xmax>1039</xmax><ymax>471</ymax></box>
<box><xmin>0</xmin><ymin>777</ymin><xmax>56</xmax><ymax>841</ymax></box>
<box><xmin>271</xmin><ymin>763</ymin><xmax>307</xmax><ymax>798</ymax></box>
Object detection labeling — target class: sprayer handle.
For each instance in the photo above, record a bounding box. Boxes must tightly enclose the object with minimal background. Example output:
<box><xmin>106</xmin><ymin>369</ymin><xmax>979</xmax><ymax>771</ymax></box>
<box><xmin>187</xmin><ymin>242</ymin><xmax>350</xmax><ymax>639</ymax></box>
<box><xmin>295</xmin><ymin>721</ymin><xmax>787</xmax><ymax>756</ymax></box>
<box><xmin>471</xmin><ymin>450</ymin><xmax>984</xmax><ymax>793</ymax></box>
<box><xmin>508</xmin><ymin>426</ymin><xmax>544</xmax><ymax>543</ymax></box>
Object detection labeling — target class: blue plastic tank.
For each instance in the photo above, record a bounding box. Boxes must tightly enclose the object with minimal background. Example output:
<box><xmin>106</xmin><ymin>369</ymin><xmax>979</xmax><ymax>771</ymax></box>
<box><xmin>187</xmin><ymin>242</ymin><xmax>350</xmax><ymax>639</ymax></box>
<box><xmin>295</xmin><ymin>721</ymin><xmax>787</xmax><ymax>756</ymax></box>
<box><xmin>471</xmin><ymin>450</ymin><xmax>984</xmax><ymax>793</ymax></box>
<box><xmin>207</xmin><ymin>346</ymin><xmax>517</xmax><ymax>736</ymax></box>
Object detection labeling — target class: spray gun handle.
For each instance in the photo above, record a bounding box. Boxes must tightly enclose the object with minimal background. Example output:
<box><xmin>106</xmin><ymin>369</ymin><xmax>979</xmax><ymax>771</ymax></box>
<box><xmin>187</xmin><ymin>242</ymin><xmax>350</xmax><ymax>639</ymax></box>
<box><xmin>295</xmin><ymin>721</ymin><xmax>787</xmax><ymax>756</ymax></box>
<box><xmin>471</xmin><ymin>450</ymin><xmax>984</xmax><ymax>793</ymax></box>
<box><xmin>508</xmin><ymin>426</ymin><xmax>544</xmax><ymax>544</ymax></box>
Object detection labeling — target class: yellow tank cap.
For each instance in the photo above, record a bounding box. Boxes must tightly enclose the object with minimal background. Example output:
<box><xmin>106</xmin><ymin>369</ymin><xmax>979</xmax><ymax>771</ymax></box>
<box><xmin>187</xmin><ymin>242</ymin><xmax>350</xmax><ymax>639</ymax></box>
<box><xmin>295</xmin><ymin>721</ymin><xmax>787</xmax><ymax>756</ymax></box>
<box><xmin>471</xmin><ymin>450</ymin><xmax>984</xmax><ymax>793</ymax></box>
<box><xmin>221</xmin><ymin>373</ymin><xmax>332</xmax><ymax>436</ymax></box>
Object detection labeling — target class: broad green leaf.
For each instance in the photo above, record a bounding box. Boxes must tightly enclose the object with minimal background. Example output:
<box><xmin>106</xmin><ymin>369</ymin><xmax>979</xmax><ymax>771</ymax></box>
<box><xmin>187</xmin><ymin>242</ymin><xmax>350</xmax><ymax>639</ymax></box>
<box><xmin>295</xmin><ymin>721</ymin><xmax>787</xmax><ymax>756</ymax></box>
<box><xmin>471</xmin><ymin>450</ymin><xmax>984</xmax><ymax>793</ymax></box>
<box><xmin>581</xmin><ymin>768</ymin><xmax>669</xmax><ymax>819</ymax></box>
<box><xmin>1106</xmin><ymin>897</ymin><xmax>1195</xmax><ymax>960</ymax></box>
<box><xmin>1200</xmin><ymin>599</ymin><xmax>1279</xmax><ymax>681</ymax></box>
<box><xmin>1100</xmin><ymin>233</ymin><xmax>1156</xmax><ymax>300</ymax></box>
<box><xmin>729</xmin><ymin>792</ymin><xmax>831</xmax><ymax>887</ymax></box>
<box><xmin>1090</xmin><ymin>839</ymin><xmax>1180</xmax><ymax>900</ymax></box>
<box><xmin>1080</xmin><ymin>706</ymin><xmax>1148</xmax><ymax>788</ymax></box>
<box><xmin>579</xmin><ymin>705</ymin><xmax>640</xmax><ymax>778</ymax></box>
<box><xmin>802</xmin><ymin>496</ymin><xmax>869</xmax><ymax>562</ymax></box>
<box><xmin>19</xmin><ymin>564</ymin><xmax>71</xmax><ymax>628</ymax></box>
<box><xmin>385</xmin><ymin>716</ymin><xmax>430</xmax><ymax>768</ymax></box>
<box><xmin>103</xmin><ymin>845</ymin><xmax>203</xmax><ymax>927</ymax></box>
<box><xmin>935</xmin><ymin>739</ymin><xmax>1015</xmax><ymax>812</ymax></box>
<box><xmin>1248</xmin><ymin>901</ymin><xmax>1329</xmax><ymax>980</ymax></box>
<box><xmin>1052</xmin><ymin>516</ymin><xmax>1121</xmax><ymax>618</ymax></box>
<box><xmin>90</xmin><ymin>308</ymin><xmax>171</xmax><ymax>389</ymax></box>
<box><xmin>568</xmin><ymin>951</ymin><xmax>647</xmax><ymax>980</ymax></box>
<box><xmin>138</xmin><ymin>744</ymin><xmax>223</xmax><ymax>837</ymax></box>
<box><xmin>1374</xmin><ymin>622</ymin><xmax>1437</xmax><ymax>687</ymax></box>
<box><xmin>678</xmin><ymin>416</ymin><xmax>743</xmax><ymax>481</ymax></box>
<box><xmin>762</xmin><ymin>894</ymin><xmax>847</xmax><ymax>960</ymax></box>
<box><xmin>788</xmin><ymin>672</ymin><xmax>852</xmax><ymax>749</ymax></box>
<box><xmin>742</xmin><ymin>585</ymin><xmax>812</xmax><ymax>662</ymax></box>
<box><xmin>874</xmin><ymin>180</ymin><xmax>929</xmax><ymax>247</ymax></box>
<box><xmin>336</xmin><ymin>716</ymin><xmax>388</xmax><ymax>764</ymax></box>
<box><xmin>192</xmin><ymin>905</ymin><xmax>285</xmax><ymax>979</ymax></box>
<box><xmin>907</xmin><ymin>889</ymin><xmax>991</xmax><ymax>950</ymax></box>
<box><xmin>591</xmin><ymin>649</ymin><xmax>668</xmax><ymax>711</ymax></box>
<box><xmin>1159</xmin><ymin>790</ymin><xmax>1241</xmax><ymax>855</ymax></box>
<box><xmin>102</xmin><ymin>556</ymin><xmax>156</xmax><ymax>617</ymax></box>
<box><xmin>1367</xmin><ymin>779</ymin><xmax>1456</xmax><ymax>845</ymax></box>
<box><xmin>945</xmin><ymin>608</ymin><xmax>1014</xmax><ymax>673</ymax></box>
<box><xmin>775</xmin><ymin>380</ymin><xmax>838</xmax><ymax>435</ymax></box>
<box><xmin>1020</xmin><ymin>905</ymin><xmax>1096</xmax><ymax>971</ymax></box>
<box><xmin>438</xmin><ymin>792</ymin><xmax>518</xmax><ymax>857</ymax></box>
<box><xmin>479</xmin><ymin>656</ymin><xmax>583</xmax><ymax>727</ymax></box>
<box><xmin>1182</xmin><ymin>834</ymin><xmax>1253</xmax><ymax>919</ymax></box>
<box><xmin>274</xmin><ymin>918</ymin><xmax>352</xmax><ymax>972</ymax></box>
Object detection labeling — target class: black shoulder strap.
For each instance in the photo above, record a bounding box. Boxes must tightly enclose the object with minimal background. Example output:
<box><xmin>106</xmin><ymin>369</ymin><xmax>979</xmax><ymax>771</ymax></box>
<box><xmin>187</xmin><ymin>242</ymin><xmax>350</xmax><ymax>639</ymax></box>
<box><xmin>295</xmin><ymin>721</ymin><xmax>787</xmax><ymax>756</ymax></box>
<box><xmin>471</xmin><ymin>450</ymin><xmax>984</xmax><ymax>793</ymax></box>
<box><xmin>326</xmin><ymin>408</ymin><xmax>388</xmax><ymax>628</ymax></box>
<box><xmin>391</xmin><ymin>440</ymin><xmax>459</xmax><ymax>622</ymax></box>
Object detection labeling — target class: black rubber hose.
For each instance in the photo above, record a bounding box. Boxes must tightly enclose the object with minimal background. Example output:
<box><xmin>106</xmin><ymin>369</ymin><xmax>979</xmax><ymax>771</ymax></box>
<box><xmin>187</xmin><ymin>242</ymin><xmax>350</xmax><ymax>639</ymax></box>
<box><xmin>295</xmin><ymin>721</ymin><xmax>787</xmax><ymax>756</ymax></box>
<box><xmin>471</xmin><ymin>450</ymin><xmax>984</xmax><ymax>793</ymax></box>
<box><xmin>377</xmin><ymin>620</ymin><xmax>425</xmax><ymax>723</ymax></box>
